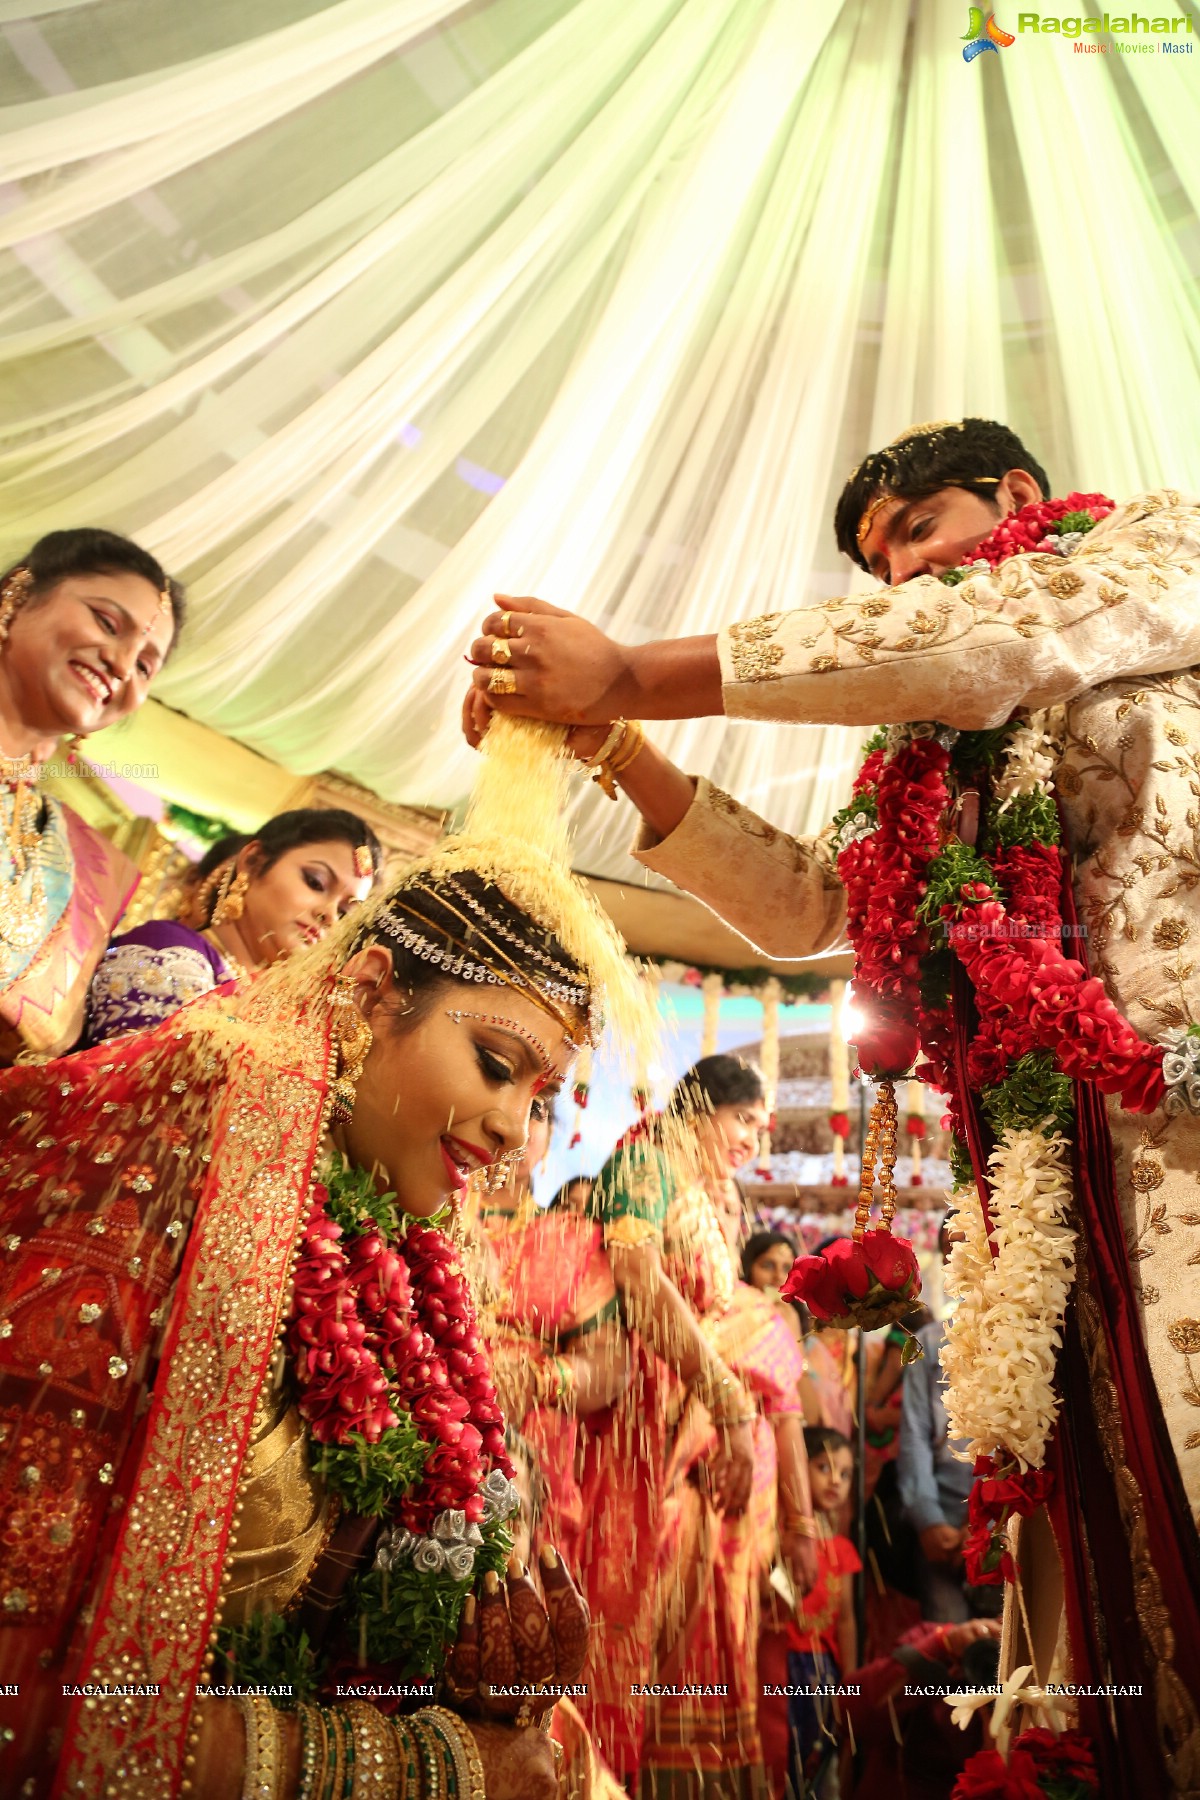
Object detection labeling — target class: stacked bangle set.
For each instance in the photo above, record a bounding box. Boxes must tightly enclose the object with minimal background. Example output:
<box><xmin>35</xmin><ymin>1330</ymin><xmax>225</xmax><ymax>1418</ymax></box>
<box><xmin>240</xmin><ymin>1695</ymin><xmax>487</xmax><ymax>1800</ymax></box>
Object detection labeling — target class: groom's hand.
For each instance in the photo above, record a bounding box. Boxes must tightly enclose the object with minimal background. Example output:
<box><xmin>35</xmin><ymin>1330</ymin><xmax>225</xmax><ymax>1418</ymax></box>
<box><xmin>467</xmin><ymin>594</ymin><xmax>640</xmax><ymax>726</ymax></box>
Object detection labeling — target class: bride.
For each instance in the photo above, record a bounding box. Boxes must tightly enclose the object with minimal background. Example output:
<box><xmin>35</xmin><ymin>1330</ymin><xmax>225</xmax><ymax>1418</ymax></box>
<box><xmin>0</xmin><ymin>809</ymin><xmax>630</xmax><ymax>1799</ymax></box>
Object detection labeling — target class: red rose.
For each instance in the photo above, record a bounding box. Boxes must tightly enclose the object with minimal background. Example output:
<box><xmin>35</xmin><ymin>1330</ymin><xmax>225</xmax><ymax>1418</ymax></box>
<box><xmin>963</xmin><ymin>1521</ymin><xmax>1011</xmax><ymax>1586</ymax></box>
<box><xmin>951</xmin><ymin>1747</ymin><xmax>1047</xmax><ymax>1800</ymax></box>
<box><xmin>974</xmin><ymin>1465</ymin><xmax>1054</xmax><ymax>1519</ymax></box>
<box><xmin>829</xmin><ymin>1112</ymin><xmax>851</xmax><ymax>1140</ymax></box>
<box><xmin>853</xmin><ymin>1010</ymin><xmax>920</xmax><ymax>1078</ymax></box>
<box><xmin>1014</xmin><ymin>1728</ymin><xmax>1098</xmax><ymax>1789</ymax></box>
<box><xmin>860</xmin><ymin>1229</ymin><xmax>921</xmax><ymax>1299</ymax></box>
<box><xmin>782</xmin><ymin>1251</ymin><xmax>850</xmax><ymax>1321</ymax></box>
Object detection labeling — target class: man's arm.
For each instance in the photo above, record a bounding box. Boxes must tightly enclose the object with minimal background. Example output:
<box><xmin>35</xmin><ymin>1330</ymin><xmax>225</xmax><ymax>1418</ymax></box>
<box><xmin>630</xmin><ymin>774</ymin><xmax>847</xmax><ymax>960</ymax></box>
<box><xmin>715</xmin><ymin>492</ymin><xmax>1200</xmax><ymax>729</ymax></box>
<box><xmin>469</xmin><ymin>494</ymin><xmax>1200</xmax><ymax>731</ymax></box>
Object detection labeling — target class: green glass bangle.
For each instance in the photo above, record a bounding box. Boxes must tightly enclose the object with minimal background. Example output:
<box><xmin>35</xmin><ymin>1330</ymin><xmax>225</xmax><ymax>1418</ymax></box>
<box><xmin>340</xmin><ymin>1709</ymin><xmax>356</xmax><ymax>1800</ymax></box>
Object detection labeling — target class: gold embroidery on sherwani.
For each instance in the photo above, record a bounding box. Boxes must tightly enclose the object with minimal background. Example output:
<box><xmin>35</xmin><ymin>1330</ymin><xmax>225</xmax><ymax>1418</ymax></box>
<box><xmin>727</xmin><ymin>614</ymin><xmax>785</xmax><ymax>682</ymax></box>
<box><xmin>1052</xmin><ymin>666</ymin><xmax>1200</xmax><ymax>1529</ymax></box>
<box><xmin>1075</xmin><ymin>1253</ymin><xmax>1200</xmax><ymax>1798</ymax></box>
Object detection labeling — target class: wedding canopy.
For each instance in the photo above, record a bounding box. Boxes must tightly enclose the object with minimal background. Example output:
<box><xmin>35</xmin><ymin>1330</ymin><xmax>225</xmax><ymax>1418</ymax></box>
<box><xmin>3</xmin><ymin>0</ymin><xmax>1199</xmax><ymax>883</ymax></box>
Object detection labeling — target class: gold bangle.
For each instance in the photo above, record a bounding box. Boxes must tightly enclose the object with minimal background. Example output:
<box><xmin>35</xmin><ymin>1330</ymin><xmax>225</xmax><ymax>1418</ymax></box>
<box><xmin>296</xmin><ymin>1703</ymin><xmax>324</xmax><ymax>1800</ymax></box>
<box><xmin>391</xmin><ymin>1718</ymin><xmax>419</xmax><ymax>1800</ymax></box>
<box><xmin>425</xmin><ymin>1708</ymin><xmax>486</xmax><ymax>1800</ymax></box>
<box><xmin>581</xmin><ymin>721</ymin><xmax>626</xmax><ymax>769</ymax></box>
<box><xmin>607</xmin><ymin>718</ymin><xmax>645</xmax><ymax>775</ymax></box>
<box><xmin>409</xmin><ymin>1713</ymin><xmax>446</xmax><ymax>1800</ymax></box>
<box><xmin>693</xmin><ymin>1363</ymin><xmax>752</xmax><ymax>1426</ymax></box>
<box><xmin>343</xmin><ymin>1699</ymin><xmax>399</xmax><ymax>1797</ymax></box>
<box><xmin>237</xmin><ymin>1695</ymin><xmax>281</xmax><ymax>1800</ymax></box>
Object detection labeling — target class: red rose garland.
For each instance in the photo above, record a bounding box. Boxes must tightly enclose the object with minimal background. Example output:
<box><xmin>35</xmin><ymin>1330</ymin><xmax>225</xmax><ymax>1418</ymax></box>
<box><xmin>288</xmin><ymin>1185</ymin><xmax>512</xmax><ymax>1532</ymax></box>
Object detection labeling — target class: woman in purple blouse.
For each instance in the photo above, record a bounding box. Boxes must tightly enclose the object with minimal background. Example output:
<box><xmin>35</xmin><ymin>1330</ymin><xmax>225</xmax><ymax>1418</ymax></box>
<box><xmin>86</xmin><ymin>807</ymin><xmax>383</xmax><ymax>1043</ymax></box>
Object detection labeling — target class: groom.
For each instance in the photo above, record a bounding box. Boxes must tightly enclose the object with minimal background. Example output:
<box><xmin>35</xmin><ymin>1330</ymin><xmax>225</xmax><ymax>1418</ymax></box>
<box><xmin>465</xmin><ymin>418</ymin><xmax>1200</xmax><ymax>1798</ymax></box>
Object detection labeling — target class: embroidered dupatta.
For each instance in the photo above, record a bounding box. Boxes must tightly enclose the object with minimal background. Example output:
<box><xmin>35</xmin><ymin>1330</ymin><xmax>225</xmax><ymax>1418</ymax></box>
<box><xmin>0</xmin><ymin>971</ymin><xmax>335</xmax><ymax>1799</ymax></box>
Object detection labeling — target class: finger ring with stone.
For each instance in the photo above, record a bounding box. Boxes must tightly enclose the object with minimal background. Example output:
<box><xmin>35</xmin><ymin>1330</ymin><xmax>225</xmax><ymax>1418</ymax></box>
<box><xmin>491</xmin><ymin>638</ymin><xmax>512</xmax><ymax>665</ymax></box>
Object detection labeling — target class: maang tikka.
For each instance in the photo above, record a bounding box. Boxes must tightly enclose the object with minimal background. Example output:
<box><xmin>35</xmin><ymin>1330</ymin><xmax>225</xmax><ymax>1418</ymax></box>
<box><xmin>328</xmin><ymin>976</ymin><xmax>373</xmax><ymax>1124</ymax></box>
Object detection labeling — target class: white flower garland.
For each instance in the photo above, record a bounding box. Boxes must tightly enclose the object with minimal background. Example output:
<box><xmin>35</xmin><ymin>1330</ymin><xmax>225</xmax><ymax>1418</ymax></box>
<box><xmin>939</xmin><ymin>709</ymin><xmax>1080</xmax><ymax>1474</ymax></box>
<box><xmin>941</xmin><ymin>1127</ymin><xmax>1077</xmax><ymax>1469</ymax></box>
<box><xmin>991</xmin><ymin>705</ymin><xmax>1065</xmax><ymax>809</ymax></box>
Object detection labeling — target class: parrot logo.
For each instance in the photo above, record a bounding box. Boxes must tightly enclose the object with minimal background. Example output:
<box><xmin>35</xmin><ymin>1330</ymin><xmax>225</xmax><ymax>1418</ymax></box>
<box><xmin>961</xmin><ymin>8</ymin><xmax>1015</xmax><ymax>61</ymax></box>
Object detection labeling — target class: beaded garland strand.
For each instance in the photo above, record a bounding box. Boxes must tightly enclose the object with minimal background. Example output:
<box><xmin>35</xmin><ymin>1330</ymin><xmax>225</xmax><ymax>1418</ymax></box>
<box><xmin>796</xmin><ymin>493</ymin><xmax>1197</xmax><ymax>1583</ymax></box>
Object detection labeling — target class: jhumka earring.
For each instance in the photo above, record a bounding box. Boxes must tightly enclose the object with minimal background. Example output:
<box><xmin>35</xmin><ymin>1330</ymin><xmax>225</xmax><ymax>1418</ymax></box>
<box><xmin>211</xmin><ymin>864</ymin><xmax>250</xmax><ymax>925</ymax></box>
<box><xmin>0</xmin><ymin>566</ymin><xmax>34</xmax><ymax>648</ymax></box>
<box><xmin>328</xmin><ymin>977</ymin><xmax>373</xmax><ymax>1125</ymax></box>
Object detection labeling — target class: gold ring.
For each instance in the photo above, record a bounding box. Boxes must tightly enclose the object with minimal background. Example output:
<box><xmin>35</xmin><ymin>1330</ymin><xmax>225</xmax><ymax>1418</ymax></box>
<box><xmin>491</xmin><ymin>638</ymin><xmax>512</xmax><ymax>666</ymax></box>
<box><xmin>487</xmin><ymin>669</ymin><xmax>518</xmax><ymax>696</ymax></box>
<box><xmin>498</xmin><ymin>611</ymin><xmax>524</xmax><ymax>640</ymax></box>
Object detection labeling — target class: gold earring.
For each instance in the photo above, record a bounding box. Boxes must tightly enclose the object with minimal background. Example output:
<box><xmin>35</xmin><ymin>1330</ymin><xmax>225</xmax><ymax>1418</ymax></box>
<box><xmin>0</xmin><ymin>566</ymin><xmax>33</xmax><ymax>649</ymax></box>
<box><xmin>328</xmin><ymin>976</ymin><xmax>373</xmax><ymax>1125</ymax></box>
<box><xmin>211</xmin><ymin>865</ymin><xmax>250</xmax><ymax>925</ymax></box>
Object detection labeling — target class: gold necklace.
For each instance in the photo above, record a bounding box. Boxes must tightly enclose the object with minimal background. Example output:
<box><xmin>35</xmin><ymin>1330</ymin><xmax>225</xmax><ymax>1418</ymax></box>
<box><xmin>200</xmin><ymin>927</ymin><xmax>251</xmax><ymax>983</ymax></box>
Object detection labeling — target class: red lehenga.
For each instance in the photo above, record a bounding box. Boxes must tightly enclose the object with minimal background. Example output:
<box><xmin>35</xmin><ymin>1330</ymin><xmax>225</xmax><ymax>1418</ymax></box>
<box><xmin>575</xmin><ymin>1139</ymin><xmax>799</xmax><ymax>1796</ymax></box>
<box><xmin>478</xmin><ymin>1199</ymin><xmax>619</xmax><ymax>1574</ymax></box>
<box><xmin>0</xmin><ymin>975</ymin><xmax>335</xmax><ymax>1797</ymax></box>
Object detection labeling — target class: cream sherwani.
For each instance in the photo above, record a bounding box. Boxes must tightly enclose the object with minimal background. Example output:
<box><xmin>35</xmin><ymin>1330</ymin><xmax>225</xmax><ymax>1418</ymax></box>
<box><xmin>634</xmin><ymin>491</ymin><xmax>1200</xmax><ymax>1534</ymax></box>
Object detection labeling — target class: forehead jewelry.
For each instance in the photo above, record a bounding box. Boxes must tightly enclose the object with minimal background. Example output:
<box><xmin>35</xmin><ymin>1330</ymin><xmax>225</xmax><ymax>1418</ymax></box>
<box><xmin>855</xmin><ymin>491</ymin><xmax>894</xmax><ymax>549</ymax></box>
<box><xmin>445</xmin><ymin>1008</ymin><xmax>554</xmax><ymax>1078</ymax></box>
<box><xmin>353</xmin><ymin>844</ymin><xmax>374</xmax><ymax>879</ymax></box>
<box><xmin>158</xmin><ymin>585</ymin><xmax>173</xmax><ymax>616</ymax></box>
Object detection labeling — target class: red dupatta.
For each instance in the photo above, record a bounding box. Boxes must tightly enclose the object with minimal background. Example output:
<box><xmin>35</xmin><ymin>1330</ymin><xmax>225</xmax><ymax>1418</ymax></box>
<box><xmin>0</xmin><ymin>974</ymin><xmax>335</xmax><ymax>1799</ymax></box>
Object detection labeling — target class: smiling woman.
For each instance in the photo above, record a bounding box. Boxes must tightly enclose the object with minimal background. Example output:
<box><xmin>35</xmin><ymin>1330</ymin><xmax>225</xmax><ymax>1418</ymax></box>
<box><xmin>86</xmin><ymin>807</ymin><xmax>383</xmax><ymax>1045</ymax></box>
<box><xmin>0</xmin><ymin>816</ymin><xmax>631</xmax><ymax>1799</ymax></box>
<box><xmin>0</xmin><ymin>528</ymin><xmax>185</xmax><ymax>1061</ymax></box>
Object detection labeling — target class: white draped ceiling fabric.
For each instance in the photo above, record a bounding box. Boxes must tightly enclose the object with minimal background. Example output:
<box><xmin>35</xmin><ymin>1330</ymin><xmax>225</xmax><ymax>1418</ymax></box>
<box><xmin>2</xmin><ymin>0</ymin><xmax>1200</xmax><ymax>882</ymax></box>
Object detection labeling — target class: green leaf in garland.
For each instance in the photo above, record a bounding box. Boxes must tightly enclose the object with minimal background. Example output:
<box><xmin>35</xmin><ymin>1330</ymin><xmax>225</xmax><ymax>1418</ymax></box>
<box><xmin>350</xmin><ymin>1512</ymin><xmax>514</xmax><ymax>1678</ymax></box>
<box><xmin>166</xmin><ymin>801</ymin><xmax>237</xmax><ymax>846</ymax></box>
<box><xmin>919</xmin><ymin>844</ymin><xmax>993</xmax><ymax>926</ymax></box>
<box><xmin>985</xmin><ymin>789</ymin><xmax>1061</xmax><ymax>851</ymax></box>
<box><xmin>952</xmin><ymin>724</ymin><xmax>1014</xmax><ymax>774</ymax></box>
<box><xmin>949</xmin><ymin>1136</ymin><xmax>975</xmax><ymax>1190</ymax></box>
<box><xmin>861</xmin><ymin>726</ymin><xmax>890</xmax><ymax>756</ymax></box>
<box><xmin>312</xmin><ymin>1416</ymin><xmax>430</xmax><ymax>1518</ymax></box>
<box><xmin>980</xmin><ymin>1052</ymin><xmax>1073</xmax><ymax>1139</ymax></box>
<box><xmin>1056</xmin><ymin>510</ymin><xmax>1096</xmax><ymax>536</ymax></box>
<box><xmin>212</xmin><ymin>1611</ymin><xmax>319</xmax><ymax>1704</ymax></box>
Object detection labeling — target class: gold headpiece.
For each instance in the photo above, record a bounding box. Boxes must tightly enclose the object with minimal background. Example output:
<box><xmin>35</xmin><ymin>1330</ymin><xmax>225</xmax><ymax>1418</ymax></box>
<box><xmin>855</xmin><ymin>492</ymin><xmax>894</xmax><ymax>549</ymax></box>
<box><xmin>853</xmin><ymin>421</ymin><xmax>967</xmax><ymax>547</ymax></box>
<box><xmin>353</xmin><ymin>844</ymin><xmax>374</xmax><ymax>880</ymax></box>
<box><xmin>159</xmin><ymin>585</ymin><xmax>173</xmax><ymax>617</ymax></box>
